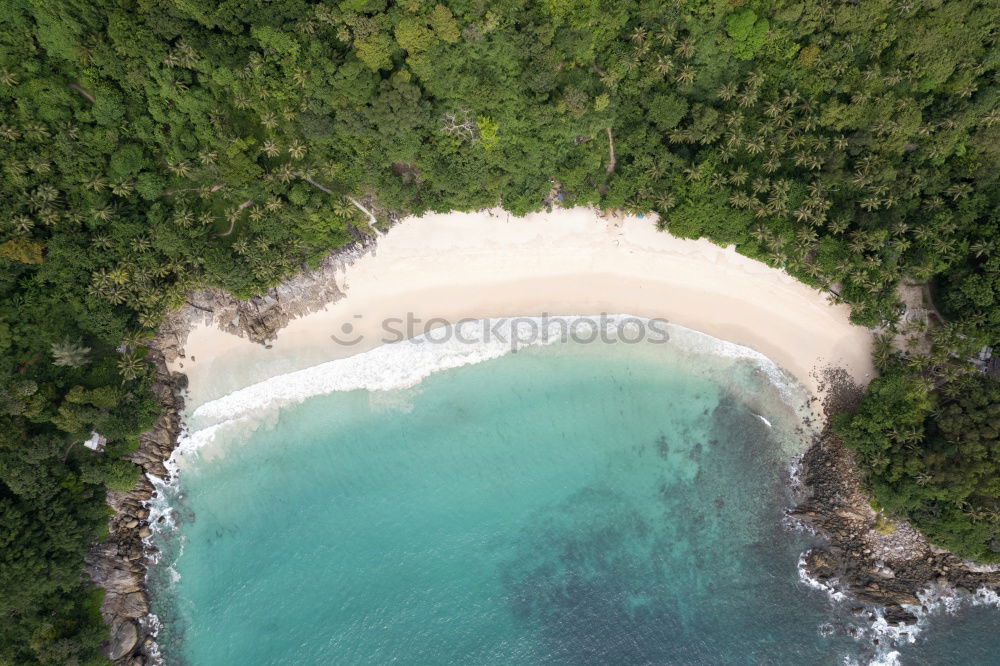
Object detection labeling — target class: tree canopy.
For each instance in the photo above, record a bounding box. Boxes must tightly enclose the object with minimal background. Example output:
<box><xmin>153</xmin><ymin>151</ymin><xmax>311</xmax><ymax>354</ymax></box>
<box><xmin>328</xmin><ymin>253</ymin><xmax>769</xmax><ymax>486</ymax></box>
<box><xmin>2</xmin><ymin>0</ymin><xmax>1000</xmax><ymax>661</ymax></box>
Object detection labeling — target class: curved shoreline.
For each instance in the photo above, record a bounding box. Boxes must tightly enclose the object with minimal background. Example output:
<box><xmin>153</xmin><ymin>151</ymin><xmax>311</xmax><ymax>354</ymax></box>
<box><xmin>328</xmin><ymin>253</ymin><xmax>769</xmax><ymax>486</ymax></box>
<box><xmin>90</xmin><ymin>207</ymin><xmax>884</xmax><ymax>664</ymax></box>
<box><xmin>172</xmin><ymin>207</ymin><xmax>874</xmax><ymax>411</ymax></box>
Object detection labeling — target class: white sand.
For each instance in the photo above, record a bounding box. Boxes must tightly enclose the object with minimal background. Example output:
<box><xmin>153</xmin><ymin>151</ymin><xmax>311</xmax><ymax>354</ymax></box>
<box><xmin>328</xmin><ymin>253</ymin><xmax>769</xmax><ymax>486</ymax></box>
<box><xmin>172</xmin><ymin>208</ymin><xmax>873</xmax><ymax>410</ymax></box>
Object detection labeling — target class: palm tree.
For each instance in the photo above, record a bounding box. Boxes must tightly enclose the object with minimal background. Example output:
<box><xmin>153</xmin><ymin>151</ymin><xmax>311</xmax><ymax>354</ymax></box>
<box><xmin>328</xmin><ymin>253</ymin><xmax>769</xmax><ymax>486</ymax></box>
<box><xmin>24</xmin><ymin>123</ymin><xmax>50</xmax><ymax>141</ymax></box>
<box><xmin>655</xmin><ymin>27</ymin><xmax>674</xmax><ymax>46</ymax></box>
<box><xmin>11</xmin><ymin>215</ymin><xmax>34</xmax><ymax>234</ymax></box>
<box><xmin>89</xmin><ymin>282</ymin><xmax>123</xmax><ymax>306</ymax></box>
<box><xmin>746</xmin><ymin>70</ymin><xmax>766</xmax><ymax>88</ymax></box>
<box><xmin>729</xmin><ymin>167</ymin><xmax>749</xmax><ymax>186</ymax></box>
<box><xmin>795</xmin><ymin>227</ymin><xmax>819</xmax><ymax>245</ymax></box>
<box><xmin>167</xmin><ymin>160</ymin><xmax>193</xmax><ymax>178</ymax></box>
<box><xmin>121</xmin><ymin>330</ymin><xmax>148</xmax><ymax>350</ymax></box>
<box><xmin>656</xmin><ymin>194</ymin><xmax>676</xmax><ymax>211</ymax></box>
<box><xmin>730</xmin><ymin>192</ymin><xmax>753</xmax><ymax>209</ymax></box>
<box><xmin>172</xmin><ymin>208</ymin><xmax>194</xmax><ymax>227</ymax></box>
<box><xmin>945</xmin><ymin>182</ymin><xmax>973</xmax><ymax>200</ymax></box>
<box><xmin>654</xmin><ymin>55</ymin><xmax>674</xmax><ymax>75</ymax></box>
<box><xmin>288</xmin><ymin>141</ymin><xmax>307</xmax><ymax>160</ymax></box>
<box><xmin>260</xmin><ymin>112</ymin><xmax>279</xmax><ymax>130</ymax></box>
<box><xmin>29</xmin><ymin>184</ymin><xmax>59</xmax><ymax>211</ymax></box>
<box><xmin>51</xmin><ymin>339</ymin><xmax>91</xmax><ymax>368</ymax></box>
<box><xmin>848</xmin><ymin>237</ymin><xmax>867</xmax><ymax>254</ymax></box>
<box><xmin>130</xmin><ymin>236</ymin><xmax>152</xmax><ymax>253</ymax></box>
<box><xmin>90</xmin><ymin>204</ymin><xmax>113</xmax><ymax>222</ymax></box>
<box><xmin>718</xmin><ymin>83</ymin><xmax>738</xmax><ymax>101</ymax></box>
<box><xmin>85</xmin><ymin>175</ymin><xmax>107</xmax><ymax>192</ymax></box>
<box><xmin>27</xmin><ymin>156</ymin><xmax>52</xmax><ymax>174</ymax></box>
<box><xmin>971</xmin><ymin>240</ymin><xmax>993</xmax><ymax>258</ymax></box>
<box><xmin>117</xmin><ymin>351</ymin><xmax>144</xmax><ymax>382</ymax></box>
<box><xmin>112</xmin><ymin>181</ymin><xmax>134</xmax><ymax>197</ymax></box>
<box><xmin>675</xmin><ymin>68</ymin><xmax>695</xmax><ymax>86</ymax></box>
<box><xmin>263</xmin><ymin>140</ymin><xmax>280</xmax><ymax>157</ymax></box>
<box><xmin>38</xmin><ymin>208</ymin><xmax>60</xmax><ymax>227</ymax></box>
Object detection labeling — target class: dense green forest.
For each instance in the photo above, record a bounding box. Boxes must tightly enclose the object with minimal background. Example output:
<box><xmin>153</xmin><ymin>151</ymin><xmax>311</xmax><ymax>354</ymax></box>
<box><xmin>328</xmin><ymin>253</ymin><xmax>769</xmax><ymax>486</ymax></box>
<box><xmin>2</xmin><ymin>0</ymin><xmax>999</xmax><ymax>661</ymax></box>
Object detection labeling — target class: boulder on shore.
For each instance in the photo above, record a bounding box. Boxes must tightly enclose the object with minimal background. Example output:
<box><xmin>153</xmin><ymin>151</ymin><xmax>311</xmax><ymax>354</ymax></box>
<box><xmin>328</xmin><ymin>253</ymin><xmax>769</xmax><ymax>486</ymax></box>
<box><xmin>107</xmin><ymin>619</ymin><xmax>138</xmax><ymax>660</ymax></box>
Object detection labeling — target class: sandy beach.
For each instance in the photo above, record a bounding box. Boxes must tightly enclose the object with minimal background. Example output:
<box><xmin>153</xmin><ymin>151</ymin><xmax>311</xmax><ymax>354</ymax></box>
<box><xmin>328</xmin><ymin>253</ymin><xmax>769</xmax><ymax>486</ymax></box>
<box><xmin>171</xmin><ymin>207</ymin><xmax>874</xmax><ymax>410</ymax></box>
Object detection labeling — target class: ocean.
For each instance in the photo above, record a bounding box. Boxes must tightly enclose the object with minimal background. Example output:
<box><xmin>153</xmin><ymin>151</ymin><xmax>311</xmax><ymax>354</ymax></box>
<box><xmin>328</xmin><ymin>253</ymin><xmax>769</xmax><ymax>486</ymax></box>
<box><xmin>148</xmin><ymin>320</ymin><xmax>1000</xmax><ymax>665</ymax></box>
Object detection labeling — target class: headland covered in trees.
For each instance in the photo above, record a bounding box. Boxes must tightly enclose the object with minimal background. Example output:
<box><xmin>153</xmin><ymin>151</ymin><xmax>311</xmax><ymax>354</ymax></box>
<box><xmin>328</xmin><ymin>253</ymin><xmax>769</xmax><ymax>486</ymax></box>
<box><xmin>2</xmin><ymin>0</ymin><xmax>1000</xmax><ymax>663</ymax></box>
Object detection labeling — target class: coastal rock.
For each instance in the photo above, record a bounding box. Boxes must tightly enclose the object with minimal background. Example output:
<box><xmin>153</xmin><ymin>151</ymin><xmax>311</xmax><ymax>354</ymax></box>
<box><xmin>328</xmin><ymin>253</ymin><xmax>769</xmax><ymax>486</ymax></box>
<box><xmin>883</xmin><ymin>604</ymin><xmax>919</xmax><ymax>626</ymax></box>
<box><xmin>117</xmin><ymin>591</ymin><xmax>151</xmax><ymax>618</ymax></box>
<box><xmin>802</xmin><ymin>547</ymin><xmax>847</xmax><ymax>584</ymax></box>
<box><xmin>98</xmin><ymin>569</ymin><xmax>145</xmax><ymax>596</ymax></box>
<box><xmin>835</xmin><ymin>508</ymin><xmax>868</xmax><ymax>522</ymax></box>
<box><xmin>107</xmin><ymin>620</ymin><xmax>139</xmax><ymax>660</ymax></box>
<box><xmin>86</xmin><ymin>351</ymin><xmax>186</xmax><ymax>664</ymax></box>
<box><xmin>792</xmin><ymin>424</ymin><xmax>1000</xmax><ymax>625</ymax></box>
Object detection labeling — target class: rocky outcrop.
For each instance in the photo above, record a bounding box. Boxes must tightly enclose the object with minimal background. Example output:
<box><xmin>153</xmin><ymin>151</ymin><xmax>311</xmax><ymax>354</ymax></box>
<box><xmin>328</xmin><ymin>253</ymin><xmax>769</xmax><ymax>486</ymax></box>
<box><xmin>792</xmin><ymin>431</ymin><xmax>1000</xmax><ymax>620</ymax></box>
<box><xmin>84</xmin><ymin>351</ymin><xmax>183</xmax><ymax>665</ymax></box>
<box><xmin>85</xmin><ymin>240</ymin><xmax>370</xmax><ymax>664</ymax></box>
<box><xmin>107</xmin><ymin>619</ymin><xmax>139</xmax><ymax>661</ymax></box>
<box><xmin>155</xmin><ymin>242</ymin><xmax>371</xmax><ymax>365</ymax></box>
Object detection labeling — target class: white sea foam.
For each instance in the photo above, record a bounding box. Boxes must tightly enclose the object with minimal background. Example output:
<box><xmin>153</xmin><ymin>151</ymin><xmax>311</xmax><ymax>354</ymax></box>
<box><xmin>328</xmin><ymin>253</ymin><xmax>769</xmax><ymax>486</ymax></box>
<box><xmin>799</xmin><ymin>551</ymin><xmax>1000</xmax><ymax>665</ymax></box>
<box><xmin>188</xmin><ymin>316</ymin><xmax>802</xmax><ymax>431</ymax></box>
<box><xmin>797</xmin><ymin>551</ymin><xmax>848</xmax><ymax>603</ymax></box>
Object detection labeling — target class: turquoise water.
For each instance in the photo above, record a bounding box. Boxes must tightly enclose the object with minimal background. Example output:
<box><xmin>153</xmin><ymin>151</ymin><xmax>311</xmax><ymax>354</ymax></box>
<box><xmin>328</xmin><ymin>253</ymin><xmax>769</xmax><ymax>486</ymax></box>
<box><xmin>150</xmin><ymin>340</ymin><xmax>999</xmax><ymax>665</ymax></box>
